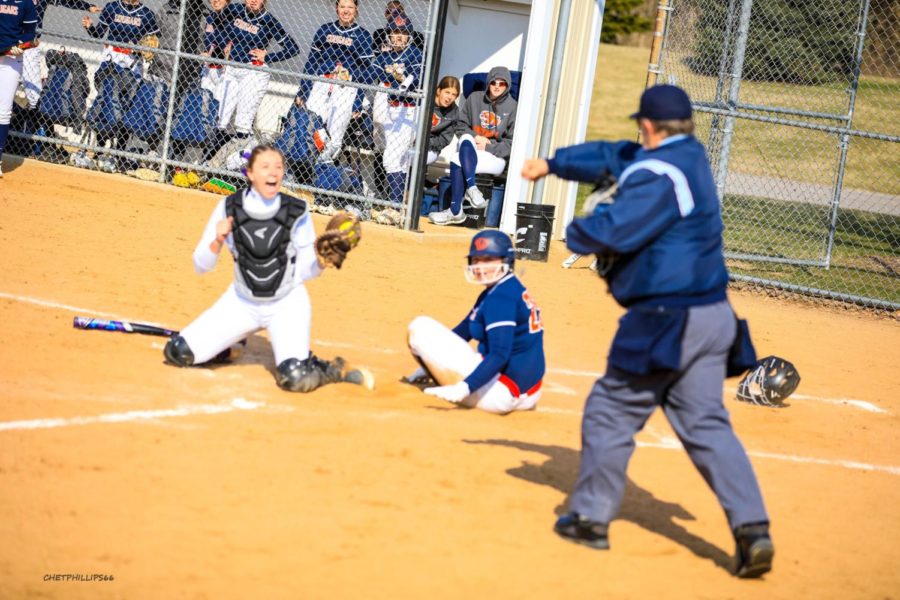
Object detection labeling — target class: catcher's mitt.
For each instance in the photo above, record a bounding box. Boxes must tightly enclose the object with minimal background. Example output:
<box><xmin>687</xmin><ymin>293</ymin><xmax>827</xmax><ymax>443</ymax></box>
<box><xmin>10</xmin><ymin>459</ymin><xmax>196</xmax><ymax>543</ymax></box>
<box><xmin>139</xmin><ymin>34</ymin><xmax>159</xmax><ymax>62</ymax></box>
<box><xmin>315</xmin><ymin>211</ymin><xmax>361</xmax><ymax>269</ymax></box>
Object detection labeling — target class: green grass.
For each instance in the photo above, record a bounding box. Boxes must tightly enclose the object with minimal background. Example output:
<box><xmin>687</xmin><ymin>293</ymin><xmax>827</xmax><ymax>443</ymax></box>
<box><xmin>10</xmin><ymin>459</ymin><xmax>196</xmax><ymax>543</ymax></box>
<box><xmin>580</xmin><ymin>44</ymin><xmax>900</xmax><ymax>306</ymax></box>
<box><xmin>587</xmin><ymin>44</ymin><xmax>900</xmax><ymax>195</ymax></box>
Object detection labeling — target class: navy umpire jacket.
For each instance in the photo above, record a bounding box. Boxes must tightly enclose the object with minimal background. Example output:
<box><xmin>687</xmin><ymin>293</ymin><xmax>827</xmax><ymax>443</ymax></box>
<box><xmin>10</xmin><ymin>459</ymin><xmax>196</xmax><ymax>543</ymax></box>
<box><xmin>548</xmin><ymin>135</ymin><xmax>732</xmax><ymax>374</ymax></box>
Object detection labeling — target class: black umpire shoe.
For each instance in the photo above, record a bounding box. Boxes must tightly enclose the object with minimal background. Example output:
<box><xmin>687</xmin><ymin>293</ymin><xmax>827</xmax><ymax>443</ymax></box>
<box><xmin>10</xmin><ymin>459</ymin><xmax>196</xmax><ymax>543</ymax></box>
<box><xmin>554</xmin><ymin>512</ymin><xmax>610</xmax><ymax>550</ymax></box>
<box><xmin>733</xmin><ymin>522</ymin><xmax>774</xmax><ymax>578</ymax></box>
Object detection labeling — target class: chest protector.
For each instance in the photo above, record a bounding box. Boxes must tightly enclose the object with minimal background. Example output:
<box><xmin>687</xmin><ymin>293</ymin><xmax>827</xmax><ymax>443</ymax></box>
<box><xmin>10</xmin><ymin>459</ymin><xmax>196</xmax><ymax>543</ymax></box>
<box><xmin>225</xmin><ymin>191</ymin><xmax>308</xmax><ymax>301</ymax></box>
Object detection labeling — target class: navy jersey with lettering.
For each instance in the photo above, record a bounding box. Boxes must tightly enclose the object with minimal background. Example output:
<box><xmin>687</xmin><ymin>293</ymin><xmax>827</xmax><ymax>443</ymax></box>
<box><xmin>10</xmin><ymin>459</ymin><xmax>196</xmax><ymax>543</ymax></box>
<box><xmin>218</xmin><ymin>4</ymin><xmax>299</xmax><ymax>65</ymax></box>
<box><xmin>370</xmin><ymin>42</ymin><xmax>423</xmax><ymax>104</ymax></box>
<box><xmin>297</xmin><ymin>20</ymin><xmax>373</xmax><ymax>100</ymax></box>
<box><xmin>203</xmin><ymin>6</ymin><xmax>228</xmax><ymax>61</ymax></box>
<box><xmin>0</xmin><ymin>0</ymin><xmax>38</xmax><ymax>49</ymax></box>
<box><xmin>452</xmin><ymin>274</ymin><xmax>545</xmax><ymax>395</ymax></box>
<box><xmin>34</xmin><ymin>0</ymin><xmax>94</xmax><ymax>30</ymax></box>
<box><xmin>86</xmin><ymin>0</ymin><xmax>158</xmax><ymax>45</ymax></box>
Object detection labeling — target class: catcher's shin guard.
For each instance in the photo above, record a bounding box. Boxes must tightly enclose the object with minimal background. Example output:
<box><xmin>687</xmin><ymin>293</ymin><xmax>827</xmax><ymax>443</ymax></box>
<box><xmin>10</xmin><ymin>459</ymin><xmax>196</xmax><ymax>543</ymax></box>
<box><xmin>276</xmin><ymin>355</ymin><xmax>374</xmax><ymax>393</ymax></box>
<box><xmin>164</xmin><ymin>335</ymin><xmax>195</xmax><ymax>367</ymax></box>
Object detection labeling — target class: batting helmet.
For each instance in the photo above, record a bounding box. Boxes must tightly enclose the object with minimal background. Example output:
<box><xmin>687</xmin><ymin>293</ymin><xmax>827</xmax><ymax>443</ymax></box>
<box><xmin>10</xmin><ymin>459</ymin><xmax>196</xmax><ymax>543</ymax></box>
<box><xmin>465</xmin><ymin>230</ymin><xmax>515</xmax><ymax>285</ymax></box>
<box><xmin>467</xmin><ymin>230</ymin><xmax>515</xmax><ymax>265</ymax></box>
<box><xmin>736</xmin><ymin>355</ymin><xmax>801</xmax><ymax>408</ymax></box>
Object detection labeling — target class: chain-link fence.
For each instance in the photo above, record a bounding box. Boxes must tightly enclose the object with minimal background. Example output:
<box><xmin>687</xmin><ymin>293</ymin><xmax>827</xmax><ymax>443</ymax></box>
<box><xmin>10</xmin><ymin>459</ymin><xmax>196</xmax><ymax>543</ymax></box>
<box><xmin>650</xmin><ymin>0</ymin><xmax>899</xmax><ymax>310</ymax></box>
<box><xmin>8</xmin><ymin>0</ymin><xmax>438</xmax><ymax>228</ymax></box>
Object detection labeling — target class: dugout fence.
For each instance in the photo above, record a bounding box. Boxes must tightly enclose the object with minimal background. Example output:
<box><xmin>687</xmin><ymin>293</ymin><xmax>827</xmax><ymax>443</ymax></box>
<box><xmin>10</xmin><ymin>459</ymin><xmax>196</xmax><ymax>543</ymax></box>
<box><xmin>648</xmin><ymin>0</ymin><xmax>899</xmax><ymax>310</ymax></box>
<box><xmin>8</xmin><ymin>0</ymin><xmax>442</xmax><ymax>230</ymax></box>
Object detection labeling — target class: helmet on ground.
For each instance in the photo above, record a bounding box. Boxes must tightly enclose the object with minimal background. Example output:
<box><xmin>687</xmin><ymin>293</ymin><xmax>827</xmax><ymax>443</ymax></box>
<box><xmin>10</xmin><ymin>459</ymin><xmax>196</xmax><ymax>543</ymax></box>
<box><xmin>465</xmin><ymin>230</ymin><xmax>515</xmax><ymax>285</ymax></box>
<box><xmin>736</xmin><ymin>355</ymin><xmax>801</xmax><ymax>408</ymax></box>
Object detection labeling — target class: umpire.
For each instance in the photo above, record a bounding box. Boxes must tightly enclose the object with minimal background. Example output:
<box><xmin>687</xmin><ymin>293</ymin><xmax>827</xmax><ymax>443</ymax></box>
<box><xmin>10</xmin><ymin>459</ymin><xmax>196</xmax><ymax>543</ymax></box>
<box><xmin>521</xmin><ymin>84</ymin><xmax>773</xmax><ymax>578</ymax></box>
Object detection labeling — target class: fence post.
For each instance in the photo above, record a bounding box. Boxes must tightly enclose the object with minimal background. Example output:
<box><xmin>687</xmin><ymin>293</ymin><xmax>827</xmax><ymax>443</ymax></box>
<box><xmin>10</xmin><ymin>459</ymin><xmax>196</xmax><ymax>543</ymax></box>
<box><xmin>823</xmin><ymin>0</ymin><xmax>871</xmax><ymax>269</ymax></box>
<box><xmin>405</xmin><ymin>0</ymin><xmax>448</xmax><ymax>231</ymax></box>
<box><xmin>157</xmin><ymin>0</ymin><xmax>189</xmax><ymax>181</ymax></box>
<box><xmin>713</xmin><ymin>0</ymin><xmax>754</xmax><ymax>201</ymax></box>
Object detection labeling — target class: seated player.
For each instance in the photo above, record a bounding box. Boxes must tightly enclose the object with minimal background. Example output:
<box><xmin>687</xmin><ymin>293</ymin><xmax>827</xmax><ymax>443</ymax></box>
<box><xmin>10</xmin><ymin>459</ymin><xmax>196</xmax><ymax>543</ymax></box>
<box><xmin>429</xmin><ymin>66</ymin><xmax>517</xmax><ymax>225</ymax></box>
<box><xmin>405</xmin><ymin>230</ymin><xmax>545</xmax><ymax>414</ymax></box>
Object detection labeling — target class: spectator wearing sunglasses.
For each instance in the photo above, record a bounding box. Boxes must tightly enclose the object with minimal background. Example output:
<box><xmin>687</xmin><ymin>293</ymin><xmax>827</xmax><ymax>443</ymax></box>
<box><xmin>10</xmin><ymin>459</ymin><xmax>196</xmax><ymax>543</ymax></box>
<box><xmin>429</xmin><ymin>66</ymin><xmax>517</xmax><ymax>226</ymax></box>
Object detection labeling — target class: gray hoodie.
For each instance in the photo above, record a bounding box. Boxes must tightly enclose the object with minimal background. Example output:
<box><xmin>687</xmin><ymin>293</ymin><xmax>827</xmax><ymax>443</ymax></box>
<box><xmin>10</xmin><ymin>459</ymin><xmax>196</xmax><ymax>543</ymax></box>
<box><xmin>456</xmin><ymin>66</ymin><xmax>517</xmax><ymax>160</ymax></box>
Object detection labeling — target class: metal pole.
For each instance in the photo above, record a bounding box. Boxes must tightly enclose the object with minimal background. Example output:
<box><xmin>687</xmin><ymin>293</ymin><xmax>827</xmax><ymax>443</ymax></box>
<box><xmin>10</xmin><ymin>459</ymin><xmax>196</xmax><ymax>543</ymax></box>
<box><xmin>405</xmin><ymin>0</ymin><xmax>449</xmax><ymax>231</ymax></box>
<box><xmin>157</xmin><ymin>0</ymin><xmax>188</xmax><ymax>181</ymax></box>
<box><xmin>530</xmin><ymin>0</ymin><xmax>574</xmax><ymax>206</ymax></box>
<box><xmin>644</xmin><ymin>0</ymin><xmax>672</xmax><ymax>89</ymax></box>
<box><xmin>823</xmin><ymin>0</ymin><xmax>870</xmax><ymax>269</ymax></box>
<box><xmin>707</xmin><ymin>0</ymin><xmax>738</xmax><ymax>161</ymax></box>
<box><xmin>713</xmin><ymin>0</ymin><xmax>754</xmax><ymax>200</ymax></box>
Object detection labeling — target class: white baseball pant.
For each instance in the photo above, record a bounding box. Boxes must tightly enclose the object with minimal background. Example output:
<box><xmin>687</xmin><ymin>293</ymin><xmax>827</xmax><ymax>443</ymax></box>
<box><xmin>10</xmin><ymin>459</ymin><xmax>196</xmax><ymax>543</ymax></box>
<box><xmin>21</xmin><ymin>45</ymin><xmax>41</xmax><ymax>108</ymax></box>
<box><xmin>217</xmin><ymin>65</ymin><xmax>270</xmax><ymax>134</ymax></box>
<box><xmin>305</xmin><ymin>78</ymin><xmax>356</xmax><ymax>162</ymax></box>
<box><xmin>100</xmin><ymin>45</ymin><xmax>142</xmax><ymax>76</ymax></box>
<box><xmin>200</xmin><ymin>64</ymin><xmax>225</xmax><ymax>100</ymax></box>
<box><xmin>180</xmin><ymin>282</ymin><xmax>313</xmax><ymax>365</ymax></box>
<box><xmin>0</xmin><ymin>55</ymin><xmax>23</xmax><ymax>126</ymax></box>
<box><xmin>450</xmin><ymin>133</ymin><xmax>506</xmax><ymax>175</ymax></box>
<box><xmin>407</xmin><ymin>315</ymin><xmax>541</xmax><ymax>414</ymax></box>
<box><xmin>373</xmin><ymin>91</ymin><xmax>417</xmax><ymax>174</ymax></box>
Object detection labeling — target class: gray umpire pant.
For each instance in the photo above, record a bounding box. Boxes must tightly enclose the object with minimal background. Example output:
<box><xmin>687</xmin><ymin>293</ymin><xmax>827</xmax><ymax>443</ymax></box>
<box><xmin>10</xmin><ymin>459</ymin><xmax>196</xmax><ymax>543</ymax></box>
<box><xmin>570</xmin><ymin>300</ymin><xmax>769</xmax><ymax>531</ymax></box>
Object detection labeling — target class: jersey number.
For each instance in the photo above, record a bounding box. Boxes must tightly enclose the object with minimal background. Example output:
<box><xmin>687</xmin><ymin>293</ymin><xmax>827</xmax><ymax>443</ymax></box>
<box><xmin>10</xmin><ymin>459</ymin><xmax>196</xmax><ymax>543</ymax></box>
<box><xmin>522</xmin><ymin>292</ymin><xmax>543</xmax><ymax>333</ymax></box>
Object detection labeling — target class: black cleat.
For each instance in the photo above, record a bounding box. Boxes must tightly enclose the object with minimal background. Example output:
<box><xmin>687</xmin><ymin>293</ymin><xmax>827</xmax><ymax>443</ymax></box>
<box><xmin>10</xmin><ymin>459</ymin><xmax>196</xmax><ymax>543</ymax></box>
<box><xmin>734</xmin><ymin>523</ymin><xmax>774</xmax><ymax>578</ymax></box>
<box><xmin>554</xmin><ymin>512</ymin><xmax>610</xmax><ymax>550</ymax></box>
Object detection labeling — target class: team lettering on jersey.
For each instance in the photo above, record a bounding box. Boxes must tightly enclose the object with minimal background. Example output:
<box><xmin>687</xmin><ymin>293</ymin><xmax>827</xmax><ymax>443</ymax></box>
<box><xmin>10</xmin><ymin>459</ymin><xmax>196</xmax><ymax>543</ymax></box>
<box><xmin>0</xmin><ymin>5</ymin><xmax>20</xmax><ymax>15</ymax></box>
<box><xmin>113</xmin><ymin>13</ymin><xmax>142</xmax><ymax>27</ymax></box>
<box><xmin>475</xmin><ymin>111</ymin><xmax>501</xmax><ymax>139</ymax></box>
<box><xmin>324</xmin><ymin>33</ymin><xmax>353</xmax><ymax>47</ymax></box>
<box><xmin>522</xmin><ymin>292</ymin><xmax>543</xmax><ymax>333</ymax></box>
<box><xmin>232</xmin><ymin>18</ymin><xmax>259</xmax><ymax>35</ymax></box>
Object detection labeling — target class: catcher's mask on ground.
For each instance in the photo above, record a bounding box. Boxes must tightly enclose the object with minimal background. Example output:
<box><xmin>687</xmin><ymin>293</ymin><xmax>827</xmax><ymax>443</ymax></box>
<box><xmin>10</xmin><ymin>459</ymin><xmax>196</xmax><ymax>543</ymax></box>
<box><xmin>736</xmin><ymin>355</ymin><xmax>801</xmax><ymax>407</ymax></box>
<box><xmin>465</xmin><ymin>230</ymin><xmax>514</xmax><ymax>285</ymax></box>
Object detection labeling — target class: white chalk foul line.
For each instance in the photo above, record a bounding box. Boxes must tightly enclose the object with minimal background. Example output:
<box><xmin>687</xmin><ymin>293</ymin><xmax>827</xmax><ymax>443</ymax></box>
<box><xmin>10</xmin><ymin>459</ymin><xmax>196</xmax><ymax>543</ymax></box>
<box><xmin>2</xmin><ymin>291</ymin><xmax>890</xmax><ymax>415</ymax></box>
<box><xmin>537</xmin><ymin>408</ymin><xmax>900</xmax><ymax>476</ymax></box>
<box><xmin>0</xmin><ymin>398</ymin><xmax>270</xmax><ymax>431</ymax></box>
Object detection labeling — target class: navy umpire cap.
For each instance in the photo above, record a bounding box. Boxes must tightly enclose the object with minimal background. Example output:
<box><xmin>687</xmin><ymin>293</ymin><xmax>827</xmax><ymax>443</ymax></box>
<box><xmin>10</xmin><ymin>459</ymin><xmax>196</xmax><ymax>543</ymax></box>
<box><xmin>630</xmin><ymin>84</ymin><xmax>692</xmax><ymax>120</ymax></box>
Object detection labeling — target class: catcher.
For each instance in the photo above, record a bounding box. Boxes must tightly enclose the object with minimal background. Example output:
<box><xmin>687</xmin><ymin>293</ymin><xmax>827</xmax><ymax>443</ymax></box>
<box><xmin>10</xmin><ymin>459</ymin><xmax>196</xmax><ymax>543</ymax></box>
<box><xmin>163</xmin><ymin>144</ymin><xmax>372</xmax><ymax>393</ymax></box>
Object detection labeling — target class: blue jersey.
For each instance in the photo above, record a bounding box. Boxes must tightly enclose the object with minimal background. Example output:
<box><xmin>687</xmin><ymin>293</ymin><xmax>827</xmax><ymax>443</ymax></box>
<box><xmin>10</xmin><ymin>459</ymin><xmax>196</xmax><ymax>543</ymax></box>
<box><xmin>452</xmin><ymin>274</ymin><xmax>545</xmax><ymax>395</ymax></box>
<box><xmin>370</xmin><ymin>42</ymin><xmax>423</xmax><ymax>104</ymax></box>
<box><xmin>0</xmin><ymin>0</ymin><xmax>38</xmax><ymax>49</ymax></box>
<box><xmin>298</xmin><ymin>20</ymin><xmax>373</xmax><ymax>100</ymax></box>
<box><xmin>202</xmin><ymin>6</ymin><xmax>228</xmax><ymax>60</ymax></box>
<box><xmin>218</xmin><ymin>4</ymin><xmax>298</xmax><ymax>65</ymax></box>
<box><xmin>87</xmin><ymin>0</ymin><xmax>158</xmax><ymax>45</ymax></box>
<box><xmin>34</xmin><ymin>0</ymin><xmax>94</xmax><ymax>30</ymax></box>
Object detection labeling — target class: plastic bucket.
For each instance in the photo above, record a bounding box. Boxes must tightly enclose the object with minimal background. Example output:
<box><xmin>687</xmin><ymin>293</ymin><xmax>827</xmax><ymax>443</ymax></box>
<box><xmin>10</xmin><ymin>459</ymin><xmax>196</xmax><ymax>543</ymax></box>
<box><xmin>514</xmin><ymin>203</ymin><xmax>556</xmax><ymax>262</ymax></box>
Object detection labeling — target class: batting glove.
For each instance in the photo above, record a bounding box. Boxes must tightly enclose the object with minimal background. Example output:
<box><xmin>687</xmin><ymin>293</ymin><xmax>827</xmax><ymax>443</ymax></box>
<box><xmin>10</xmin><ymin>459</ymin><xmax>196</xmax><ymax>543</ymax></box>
<box><xmin>7</xmin><ymin>45</ymin><xmax>25</xmax><ymax>57</ymax></box>
<box><xmin>424</xmin><ymin>381</ymin><xmax>470</xmax><ymax>403</ymax></box>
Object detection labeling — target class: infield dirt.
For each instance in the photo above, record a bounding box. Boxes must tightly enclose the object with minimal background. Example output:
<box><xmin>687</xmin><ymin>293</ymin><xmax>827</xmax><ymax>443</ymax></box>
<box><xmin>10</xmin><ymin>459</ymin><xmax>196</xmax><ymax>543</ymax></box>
<box><xmin>1</xmin><ymin>159</ymin><xmax>898</xmax><ymax>599</ymax></box>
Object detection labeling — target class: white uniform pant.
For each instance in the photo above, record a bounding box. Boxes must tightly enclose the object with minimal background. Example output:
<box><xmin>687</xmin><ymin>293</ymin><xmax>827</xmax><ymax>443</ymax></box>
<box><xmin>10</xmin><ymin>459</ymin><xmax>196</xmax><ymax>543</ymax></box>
<box><xmin>217</xmin><ymin>65</ymin><xmax>270</xmax><ymax>134</ymax></box>
<box><xmin>200</xmin><ymin>64</ymin><xmax>225</xmax><ymax>101</ymax></box>
<box><xmin>305</xmin><ymin>78</ymin><xmax>356</xmax><ymax>162</ymax></box>
<box><xmin>407</xmin><ymin>315</ymin><xmax>541</xmax><ymax>414</ymax></box>
<box><xmin>100</xmin><ymin>46</ymin><xmax>142</xmax><ymax>76</ymax></box>
<box><xmin>373</xmin><ymin>92</ymin><xmax>417</xmax><ymax>174</ymax></box>
<box><xmin>0</xmin><ymin>55</ymin><xmax>23</xmax><ymax>126</ymax></box>
<box><xmin>449</xmin><ymin>133</ymin><xmax>506</xmax><ymax>176</ymax></box>
<box><xmin>21</xmin><ymin>45</ymin><xmax>41</xmax><ymax>109</ymax></box>
<box><xmin>181</xmin><ymin>283</ymin><xmax>312</xmax><ymax>366</ymax></box>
